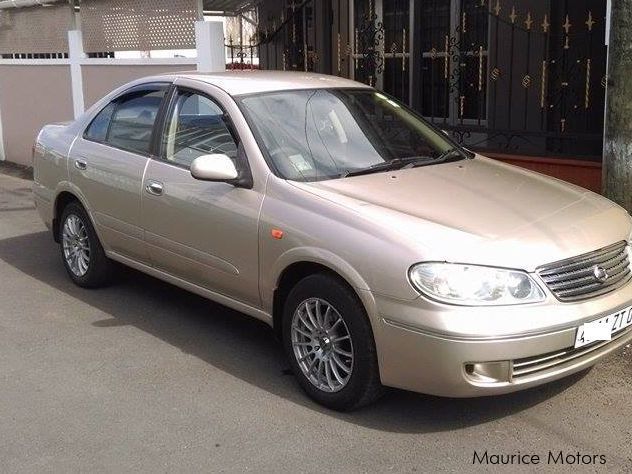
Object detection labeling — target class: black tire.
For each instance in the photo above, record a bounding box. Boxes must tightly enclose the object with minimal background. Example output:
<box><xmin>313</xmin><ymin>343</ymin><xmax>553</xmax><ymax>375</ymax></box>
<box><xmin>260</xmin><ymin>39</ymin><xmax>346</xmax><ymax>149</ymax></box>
<box><xmin>59</xmin><ymin>201</ymin><xmax>112</xmax><ymax>288</ymax></box>
<box><xmin>282</xmin><ymin>273</ymin><xmax>384</xmax><ymax>411</ymax></box>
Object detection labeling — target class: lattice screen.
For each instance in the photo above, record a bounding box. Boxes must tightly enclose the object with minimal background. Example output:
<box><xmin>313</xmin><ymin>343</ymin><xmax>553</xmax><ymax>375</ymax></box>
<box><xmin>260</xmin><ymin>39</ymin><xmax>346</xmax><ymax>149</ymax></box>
<box><xmin>0</xmin><ymin>4</ymin><xmax>73</xmax><ymax>54</ymax></box>
<box><xmin>81</xmin><ymin>0</ymin><xmax>199</xmax><ymax>53</ymax></box>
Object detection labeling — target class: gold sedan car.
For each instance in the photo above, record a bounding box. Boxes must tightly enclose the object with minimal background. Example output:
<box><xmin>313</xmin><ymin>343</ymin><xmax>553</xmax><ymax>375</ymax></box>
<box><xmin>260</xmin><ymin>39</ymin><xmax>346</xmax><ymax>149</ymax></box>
<box><xmin>33</xmin><ymin>71</ymin><xmax>632</xmax><ymax>410</ymax></box>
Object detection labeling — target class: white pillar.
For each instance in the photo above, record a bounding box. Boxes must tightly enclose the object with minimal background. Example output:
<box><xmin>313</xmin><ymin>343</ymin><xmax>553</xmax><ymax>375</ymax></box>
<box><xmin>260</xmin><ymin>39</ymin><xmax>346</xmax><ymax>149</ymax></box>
<box><xmin>68</xmin><ymin>30</ymin><xmax>86</xmax><ymax>119</ymax></box>
<box><xmin>0</xmin><ymin>102</ymin><xmax>5</xmax><ymax>161</ymax></box>
<box><xmin>195</xmin><ymin>20</ymin><xmax>226</xmax><ymax>73</ymax></box>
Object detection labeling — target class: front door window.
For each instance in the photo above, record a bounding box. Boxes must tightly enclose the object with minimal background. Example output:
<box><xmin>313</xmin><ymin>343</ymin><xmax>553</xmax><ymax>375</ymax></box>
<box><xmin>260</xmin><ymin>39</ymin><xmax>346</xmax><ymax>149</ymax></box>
<box><xmin>162</xmin><ymin>90</ymin><xmax>238</xmax><ymax>169</ymax></box>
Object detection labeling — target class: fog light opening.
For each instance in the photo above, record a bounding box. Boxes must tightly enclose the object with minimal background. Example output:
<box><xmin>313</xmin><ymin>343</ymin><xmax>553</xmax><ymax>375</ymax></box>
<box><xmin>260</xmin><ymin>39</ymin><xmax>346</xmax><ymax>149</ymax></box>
<box><xmin>464</xmin><ymin>361</ymin><xmax>511</xmax><ymax>384</ymax></box>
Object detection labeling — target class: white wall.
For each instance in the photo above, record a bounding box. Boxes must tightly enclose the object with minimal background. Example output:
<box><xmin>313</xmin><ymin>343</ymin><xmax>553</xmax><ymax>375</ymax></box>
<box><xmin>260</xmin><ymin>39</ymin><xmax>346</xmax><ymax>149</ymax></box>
<box><xmin>0</xmin><ymin>20</ymin><xmax>225</xmax><ymax>166</ymax></box>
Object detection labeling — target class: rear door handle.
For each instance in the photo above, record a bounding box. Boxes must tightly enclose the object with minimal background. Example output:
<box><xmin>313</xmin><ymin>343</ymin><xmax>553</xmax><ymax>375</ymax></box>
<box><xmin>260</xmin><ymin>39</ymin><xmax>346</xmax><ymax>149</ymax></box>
<box><xmin>145</xmin><ymin>180</ymin><xmax>164</xmax><ymax>196</ymax></box>
<box><xmin>74</xmin><ymin>159</ymin><xmax>87</xmax><ymax>171</ymax></box>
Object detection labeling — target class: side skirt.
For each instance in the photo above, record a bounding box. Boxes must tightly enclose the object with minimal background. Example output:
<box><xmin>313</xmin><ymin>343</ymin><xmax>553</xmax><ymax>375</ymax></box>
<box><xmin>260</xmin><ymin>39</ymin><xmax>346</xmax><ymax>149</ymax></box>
<box><xmin>106</xmin><ymin>250</ymin><xmax>273</xmax><ymax>326</ymax></box>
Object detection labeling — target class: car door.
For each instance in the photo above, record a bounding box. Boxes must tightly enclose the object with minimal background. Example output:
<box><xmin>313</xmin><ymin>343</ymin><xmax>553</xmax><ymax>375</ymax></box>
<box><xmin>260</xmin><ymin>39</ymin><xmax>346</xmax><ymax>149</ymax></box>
<box><xmin>69</xmin><ymin>83</ymin><xmax>169</xmax><ymax>263</ymax></box>
<box><xmin>141</xmin><ymin>84</ymin><xmax>263</xmax><ymax>308</ymax></box>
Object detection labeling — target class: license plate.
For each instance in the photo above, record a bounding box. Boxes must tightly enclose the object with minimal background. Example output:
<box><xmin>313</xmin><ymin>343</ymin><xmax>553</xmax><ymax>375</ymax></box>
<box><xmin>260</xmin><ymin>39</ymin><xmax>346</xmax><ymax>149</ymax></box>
<box><xmin>575</xmin><ymin>305</ymin><xmax>632</xmax><ymax>348</ymax></box>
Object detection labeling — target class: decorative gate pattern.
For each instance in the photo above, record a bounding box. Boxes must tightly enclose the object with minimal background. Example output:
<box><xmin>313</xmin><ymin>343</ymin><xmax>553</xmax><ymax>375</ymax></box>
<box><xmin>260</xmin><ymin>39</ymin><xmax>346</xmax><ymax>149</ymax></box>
<box><xmin>252</xmin><ymin>0</ymin><xmax>333</xmax><ymax>74</ymax></box>
<box><xmin>353</xmin><ymin>0</ymin><xmax>410</xmax><ymax>103</ymax></box>
<box><xmin>251</xmin><ymin>0</ymin><xmax>606</xmax><ymax>160</ymax></box>
<box><xmin>416</xmin><ymin>0</ymin><xmax>607</xmax><ymax>160</ymax></box>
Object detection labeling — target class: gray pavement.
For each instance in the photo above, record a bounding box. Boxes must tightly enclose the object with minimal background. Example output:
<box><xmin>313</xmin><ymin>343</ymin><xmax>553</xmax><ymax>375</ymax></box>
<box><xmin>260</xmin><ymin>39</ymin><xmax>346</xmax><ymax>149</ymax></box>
<box><xmin>0</xmin><ymin>172</ymin><xmax>630</xmax><ymax>473</ymax></box>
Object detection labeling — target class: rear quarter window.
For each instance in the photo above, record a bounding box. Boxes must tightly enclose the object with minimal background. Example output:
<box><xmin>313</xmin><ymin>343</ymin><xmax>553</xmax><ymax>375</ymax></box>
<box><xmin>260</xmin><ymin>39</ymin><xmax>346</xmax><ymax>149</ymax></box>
<box><xmin>84</xmin><ymin>102</ymin><xmax>115</xmax><ymax>142</ymax></box>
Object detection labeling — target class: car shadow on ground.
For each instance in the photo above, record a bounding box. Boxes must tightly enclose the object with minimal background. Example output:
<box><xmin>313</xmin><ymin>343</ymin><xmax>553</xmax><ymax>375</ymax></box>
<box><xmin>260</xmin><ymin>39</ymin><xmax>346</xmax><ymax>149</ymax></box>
<box><xmin>0</xmin><ymin>230</ymin><xmax>590</xmax><ymax>434</ymax></box>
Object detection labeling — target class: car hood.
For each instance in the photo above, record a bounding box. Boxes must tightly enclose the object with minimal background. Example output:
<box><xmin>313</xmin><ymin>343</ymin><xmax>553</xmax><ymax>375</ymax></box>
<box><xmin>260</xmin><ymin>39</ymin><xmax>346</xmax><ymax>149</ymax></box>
<box><xmin>290</xmin><ymin>156</ymin><xmax>632</xmax><ymax>271</ymax></box>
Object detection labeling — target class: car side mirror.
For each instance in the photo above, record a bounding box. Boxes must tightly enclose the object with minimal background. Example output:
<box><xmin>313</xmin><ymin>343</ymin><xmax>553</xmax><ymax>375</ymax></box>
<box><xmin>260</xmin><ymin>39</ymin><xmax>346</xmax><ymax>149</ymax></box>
<box><xmin>190</xmin><ymin>154</ymin><xmax>239</xmax><ymax>183</ymax></box>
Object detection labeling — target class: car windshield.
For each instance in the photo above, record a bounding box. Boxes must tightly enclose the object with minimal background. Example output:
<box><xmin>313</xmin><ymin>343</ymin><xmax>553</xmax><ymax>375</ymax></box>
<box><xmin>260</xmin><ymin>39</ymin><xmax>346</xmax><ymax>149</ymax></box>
<box><xmin>238</xmin><ymin>88</ymin><xmax>462</xmax><ymax>182</ymax></box>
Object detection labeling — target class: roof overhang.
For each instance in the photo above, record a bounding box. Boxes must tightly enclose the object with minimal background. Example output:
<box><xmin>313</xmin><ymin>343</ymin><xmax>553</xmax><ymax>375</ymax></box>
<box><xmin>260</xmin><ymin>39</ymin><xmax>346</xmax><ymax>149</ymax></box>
<box><xmin>0</xmin><ymin>0</ymin><xmax>61</xmax><ymax>10</ymax></box>
<box><xmin>203</xmin><ymin>0</ymin><xmax>257</xmax><ymax>16</ymax></box>
<box><xmin>0</xmin><ymin>0</ymin><xmax>257</xmax><ymax>15</ymax></box>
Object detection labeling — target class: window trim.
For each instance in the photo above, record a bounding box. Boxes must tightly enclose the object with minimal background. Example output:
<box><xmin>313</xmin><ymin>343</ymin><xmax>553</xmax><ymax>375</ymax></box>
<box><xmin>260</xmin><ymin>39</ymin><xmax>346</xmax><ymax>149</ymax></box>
<box><xmin>152</xmin><ymin>85</ymin><xmax>243</xmax><ymax>173</ymax></box>
<box><xmin>82</xmin><ymin>82</ymin><xmax>171</xmax><ymax>158</ymax></box>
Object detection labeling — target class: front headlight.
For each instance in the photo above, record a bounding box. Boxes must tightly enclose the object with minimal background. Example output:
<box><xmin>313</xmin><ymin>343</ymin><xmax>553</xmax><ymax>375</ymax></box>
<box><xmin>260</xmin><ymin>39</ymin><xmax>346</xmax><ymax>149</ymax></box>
<box><xmin>408</xmin><ymin>263</ymin><xmax>545</xmax><ymax>306</ymax></box>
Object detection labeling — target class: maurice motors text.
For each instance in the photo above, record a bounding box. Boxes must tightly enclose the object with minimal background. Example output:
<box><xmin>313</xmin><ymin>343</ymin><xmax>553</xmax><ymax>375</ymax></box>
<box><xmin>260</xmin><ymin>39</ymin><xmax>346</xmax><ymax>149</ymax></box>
<box><xmin>472</xmin><ymin>450</ymin><xmax>607</xmax><ymax>466</ymax></box>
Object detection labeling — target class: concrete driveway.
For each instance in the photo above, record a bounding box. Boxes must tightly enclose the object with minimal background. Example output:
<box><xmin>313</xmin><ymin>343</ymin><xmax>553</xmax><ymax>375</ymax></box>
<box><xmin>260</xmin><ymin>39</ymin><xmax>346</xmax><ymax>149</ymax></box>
<box><xmin>0</xmin><ymin>172</ymin><xmax>630</xmax><ymax>472</ymax></box>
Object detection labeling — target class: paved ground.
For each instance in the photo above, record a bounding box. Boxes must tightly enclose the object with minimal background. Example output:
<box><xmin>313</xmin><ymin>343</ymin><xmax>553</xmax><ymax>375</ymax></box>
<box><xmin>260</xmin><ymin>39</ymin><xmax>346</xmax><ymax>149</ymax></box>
<box><xmin>0</xmin><ymin>172</ymin><xmax>630</xmax><ymax>473</ymax></box>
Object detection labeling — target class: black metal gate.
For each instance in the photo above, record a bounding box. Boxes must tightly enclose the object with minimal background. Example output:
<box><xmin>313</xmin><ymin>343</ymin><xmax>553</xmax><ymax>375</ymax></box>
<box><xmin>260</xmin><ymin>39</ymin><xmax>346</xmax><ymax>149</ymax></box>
<box><xmin>410</xmin><ymin>0</ymin><xmax>606</xmax><ymax>160</ymax></box>
<box><xmin>250</xmin><ymin>0</ymin><xmax>336</xmax><ymax>75</ymax></box>
<box><xmin>247</xmin><ymin>0</ymin><xmax>606</xmax><ymax>160</ymax></box>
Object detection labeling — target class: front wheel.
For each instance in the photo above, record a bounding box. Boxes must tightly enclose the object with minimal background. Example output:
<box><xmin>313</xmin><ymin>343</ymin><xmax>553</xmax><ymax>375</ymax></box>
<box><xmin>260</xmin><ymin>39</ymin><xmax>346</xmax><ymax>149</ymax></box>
<box><xmin>282</xmin><ymin>273</ymin><xmax>383</xmax><ymax>411</ymax></box>
<box><xmin>59</xmin><ymin>201</ymin><xmax>112</xmax><ymax>288</ymax></box>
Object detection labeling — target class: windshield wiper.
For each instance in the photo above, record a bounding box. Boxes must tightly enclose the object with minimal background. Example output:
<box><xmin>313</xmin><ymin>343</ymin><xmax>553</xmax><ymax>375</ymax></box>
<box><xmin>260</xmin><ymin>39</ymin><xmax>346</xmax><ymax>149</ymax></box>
<box><xmin>400</xmin><ymin>148</ymin><xmax>466</xmax><ymax>169</ymax></box>
<box><xmin>341</xmin><ymin>148</ymin><xmax>466</xmax><ymax>178</ymax></box>
<box><xmin>437</xmin><ymin>147</ymin><xmax>467</xmax><ymax>162</ymax></box>
<box><xmin>341</xmin><ymin>157</ymin><xmax>413</xmax><ymax>178</ymax></box>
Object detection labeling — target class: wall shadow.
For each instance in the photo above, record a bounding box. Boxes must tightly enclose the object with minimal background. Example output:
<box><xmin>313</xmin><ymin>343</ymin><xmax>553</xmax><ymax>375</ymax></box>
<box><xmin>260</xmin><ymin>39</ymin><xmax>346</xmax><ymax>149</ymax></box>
<box><xmin>0</xmin><ymin>230</ymin><xmax>589</xmax><ymax>434</ymax></box>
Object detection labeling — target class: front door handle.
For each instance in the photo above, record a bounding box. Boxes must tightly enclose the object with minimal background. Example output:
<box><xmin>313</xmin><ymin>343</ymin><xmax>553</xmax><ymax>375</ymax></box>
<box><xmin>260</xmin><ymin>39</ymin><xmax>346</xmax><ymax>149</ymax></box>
<box><xmin>74</xmin><ymin>159</ymin><xmax>87</xmax><ymax>171</ymax></box>
<box><xmin>145</xmin><ymin>180</ymin><xmax>164</xmax><ymax>196</ymax></box>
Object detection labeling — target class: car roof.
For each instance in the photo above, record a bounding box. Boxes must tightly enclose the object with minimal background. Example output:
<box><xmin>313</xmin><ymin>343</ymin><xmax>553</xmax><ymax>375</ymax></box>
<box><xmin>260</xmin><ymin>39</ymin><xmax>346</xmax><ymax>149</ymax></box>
<box><xmin>162</xmin><ymin>70</ymin><xmax>372</xmax><ymax>96</ymax></box>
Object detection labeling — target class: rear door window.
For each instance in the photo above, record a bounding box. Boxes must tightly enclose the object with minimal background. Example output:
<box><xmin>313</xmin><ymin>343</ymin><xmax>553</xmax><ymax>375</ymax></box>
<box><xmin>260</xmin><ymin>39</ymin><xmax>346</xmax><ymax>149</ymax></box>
<box><xmin>84</xmin><ymin>86</ymin><xmax>168</xmax><ymax>156</ymax></box>
<box><xmin>106</xmin><ymin>89</ymin><xmax>166</xmax><ymax>155</ymax></box>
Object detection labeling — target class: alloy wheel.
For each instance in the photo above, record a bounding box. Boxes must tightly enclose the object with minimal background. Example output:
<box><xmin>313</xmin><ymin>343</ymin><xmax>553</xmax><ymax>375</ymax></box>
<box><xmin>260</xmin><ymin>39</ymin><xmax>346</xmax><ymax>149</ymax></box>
<box><xmin>291</xmin><ymin>297</ymin><xmax>354</xmax><ymax>393</ymax></box>
<box><xmin>62</xmin><ymin>214</ymin><xmax>91</xmax><ymax>277</ymax></box>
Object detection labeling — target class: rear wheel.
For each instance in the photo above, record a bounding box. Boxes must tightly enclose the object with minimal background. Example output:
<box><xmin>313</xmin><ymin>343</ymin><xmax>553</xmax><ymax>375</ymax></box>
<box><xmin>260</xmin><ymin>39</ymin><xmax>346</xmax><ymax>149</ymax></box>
<box><xmin>59</xmin><ymin>201</ymin><xmax>112</xmax><ymax>288</ymax></box>
<box><xmin>282</xmin><ymin>273</ymin><xmax>383</xmax><ymax>411</ymax></box>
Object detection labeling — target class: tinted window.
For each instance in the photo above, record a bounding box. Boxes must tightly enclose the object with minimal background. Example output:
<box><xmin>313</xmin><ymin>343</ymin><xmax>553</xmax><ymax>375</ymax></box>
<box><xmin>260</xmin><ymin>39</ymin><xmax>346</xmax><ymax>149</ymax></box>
<box><xmin>162</xmin><ymin>91</ymin><xmax>237</xmax><ymax>169</ymax></box>
<box><xmin>106</xmin><ymin>89</ymin><xmax>166</xmax><ymax>155</ymax></box>
<box><xmin>85</xmin><ymin>102</ymin><xmax>115</xmax><ymax>142</ymax></box>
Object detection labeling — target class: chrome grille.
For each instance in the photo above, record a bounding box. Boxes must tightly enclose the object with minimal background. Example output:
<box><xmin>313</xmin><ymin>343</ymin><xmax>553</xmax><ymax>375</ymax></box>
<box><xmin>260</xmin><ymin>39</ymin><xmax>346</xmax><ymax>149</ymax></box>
<box><xmin>537</xmin><ymin>242</ymin><xmax>632</xmax><ymax>302</ymax></box>
<box><xmin>512</xmin><ymin>325</ymin><xmax>632</xmax><ymax>379</ymax></box>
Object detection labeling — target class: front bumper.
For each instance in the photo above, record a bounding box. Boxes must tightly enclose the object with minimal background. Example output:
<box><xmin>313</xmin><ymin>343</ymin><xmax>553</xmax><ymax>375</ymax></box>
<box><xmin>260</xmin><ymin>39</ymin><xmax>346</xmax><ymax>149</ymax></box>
<box><xmin>372</xmin><ymin>286</ymin><xmax>632</xmax><ymax>397</ymax></box>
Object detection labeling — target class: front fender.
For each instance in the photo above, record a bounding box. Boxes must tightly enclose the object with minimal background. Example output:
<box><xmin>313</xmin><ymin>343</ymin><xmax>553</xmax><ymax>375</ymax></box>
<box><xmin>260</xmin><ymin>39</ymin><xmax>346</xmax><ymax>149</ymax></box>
<box><xmin>271</xmin><ymin>246</ymin><xmax>372</xmax><ymax>292</ymax></box>
<box><xmin>262</xmin><ymin>246</ymin><xmax>379</xmax><ymax>326</ymax></box>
